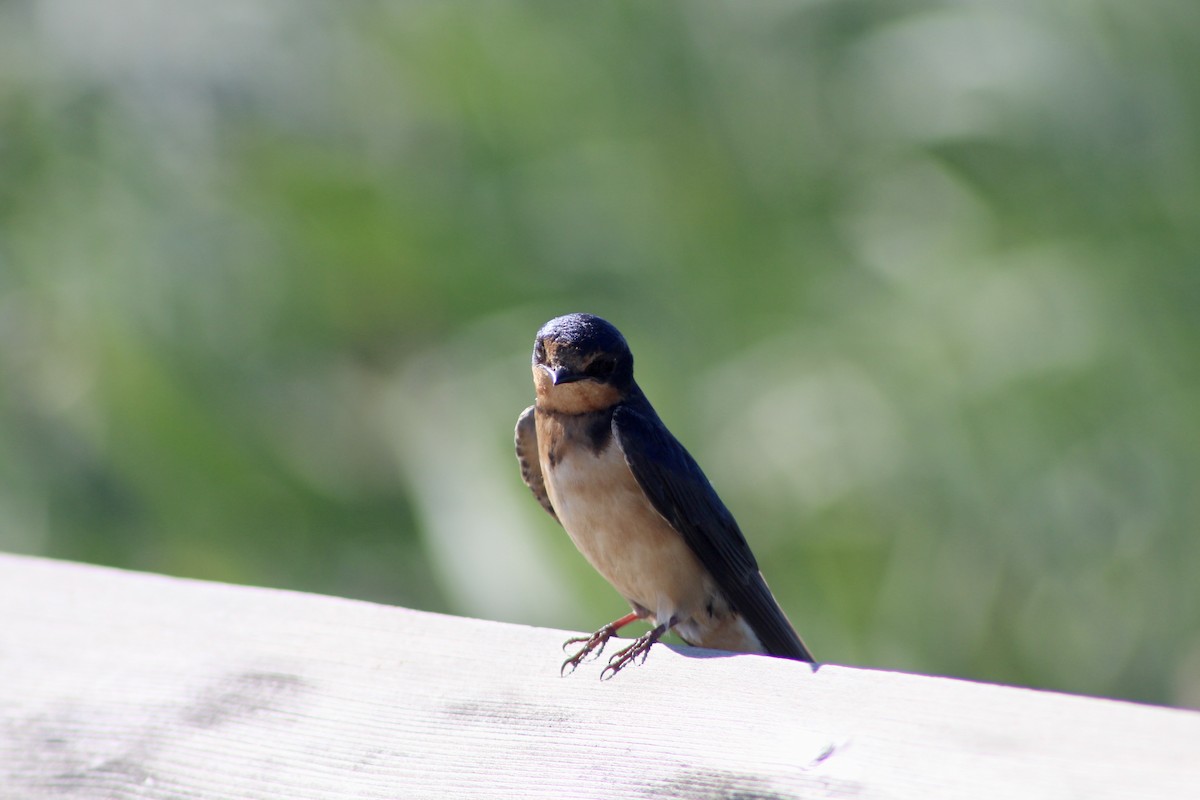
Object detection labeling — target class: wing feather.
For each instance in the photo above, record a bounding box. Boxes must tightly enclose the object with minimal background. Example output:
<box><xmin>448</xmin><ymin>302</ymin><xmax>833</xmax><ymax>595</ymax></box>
<box><xmin>515</xmin><ymin>405</ymin><xmax>558</xmax><ymax>521</ymax></box>
<box><xmin>611</xmin><ymin>395</ymin><xmax>814</xmax><ymax>662</ymax></box>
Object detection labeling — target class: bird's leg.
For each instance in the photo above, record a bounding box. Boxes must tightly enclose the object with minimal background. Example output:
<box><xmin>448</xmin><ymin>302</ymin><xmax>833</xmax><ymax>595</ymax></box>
<box><xmin>600</xmin><ymin>620</ymin><xmax>671</xmax><ymax>680</ymax></box>
<box><xmin>561</xmin><ymin>611</ymin><xmax>641</xmax><ymax>676</ymax></box>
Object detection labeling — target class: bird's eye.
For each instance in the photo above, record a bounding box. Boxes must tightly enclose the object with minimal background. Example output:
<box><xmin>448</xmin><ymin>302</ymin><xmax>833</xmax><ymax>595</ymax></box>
<box><xmin>533</xmin><ymin>340</ymin><xmax>547</xmax><ymax>363</ymax></box>
<box><xmin>586</xmin><ymin>356</ymin><xmax>617</xmax><ymax>379</ymax></box>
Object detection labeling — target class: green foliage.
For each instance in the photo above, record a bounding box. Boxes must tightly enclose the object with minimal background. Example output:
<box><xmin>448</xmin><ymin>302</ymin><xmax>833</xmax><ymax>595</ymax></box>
<box><xmin>2</xmin><ymin>0</ymin><xmax>1198</xmax><ymax>706</ymax></box>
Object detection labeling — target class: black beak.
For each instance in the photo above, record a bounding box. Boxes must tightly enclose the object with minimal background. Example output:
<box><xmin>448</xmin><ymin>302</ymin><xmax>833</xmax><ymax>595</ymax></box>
<box><xmin>543</xmin><ymin>364</ymin><xmax>586</xmax><ymax>385</ymax></box>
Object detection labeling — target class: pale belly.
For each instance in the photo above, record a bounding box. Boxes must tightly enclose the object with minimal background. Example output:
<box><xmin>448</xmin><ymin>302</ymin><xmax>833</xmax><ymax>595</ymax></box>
<box><xmin>540</xmin><ymin>435</ymin><xmax>714</xmax><ymax>625</ymax></box>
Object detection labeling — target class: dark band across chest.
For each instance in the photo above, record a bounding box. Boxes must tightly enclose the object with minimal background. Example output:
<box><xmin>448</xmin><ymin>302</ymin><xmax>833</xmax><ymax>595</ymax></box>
<box><xmin>541</xmin><ymin>407</ymin><xmax>614</xmax><ymax>466</ymax></box>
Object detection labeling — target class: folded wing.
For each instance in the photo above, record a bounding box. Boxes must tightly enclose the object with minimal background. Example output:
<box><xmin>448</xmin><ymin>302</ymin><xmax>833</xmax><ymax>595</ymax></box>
<box><xmin>611</xmin><ymin>398</ymin><xmax>814</xmax><ymax>662</ymax></box>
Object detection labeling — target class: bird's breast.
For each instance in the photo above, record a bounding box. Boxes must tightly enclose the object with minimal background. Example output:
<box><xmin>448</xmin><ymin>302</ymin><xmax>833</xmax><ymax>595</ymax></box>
<box><xmin>536</xmin><ymin>410</ymin><xmax>714</xmax><ymax>623</ymax></box>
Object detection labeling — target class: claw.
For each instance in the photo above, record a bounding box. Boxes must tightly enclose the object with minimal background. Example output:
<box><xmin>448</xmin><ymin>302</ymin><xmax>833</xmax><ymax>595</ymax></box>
<box><xmin>599</xmin><ymin>622</ymin><xmax>668</xmax><ymax>680</ymax></box>
<box><xmin>561</xmin><ymin>632</ymin><xmax>599</xmax><ymax>653</ymax></box>
<box><xmin>558</xmin><ymin>611</ymin><xmax>643</xmax><ymax>677</ymax></box>
<box><xmin>560</xmin><ymin>627</ymin><xmax>616</xmax><ymax>675</ymax></box>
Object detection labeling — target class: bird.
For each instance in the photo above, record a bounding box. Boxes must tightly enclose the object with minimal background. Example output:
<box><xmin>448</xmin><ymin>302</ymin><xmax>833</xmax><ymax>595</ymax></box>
<box><xmin>515</xmin><ymin>313</ymin><xmax>814</xmax><ymax>678</ymax></box>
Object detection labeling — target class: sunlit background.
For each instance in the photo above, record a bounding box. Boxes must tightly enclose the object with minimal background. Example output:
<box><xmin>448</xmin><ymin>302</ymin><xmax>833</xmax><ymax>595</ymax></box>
<box><xmin>2</xmin><ymin>0</ymin><xmax>1198</xmax><ymax>708</ymax></box>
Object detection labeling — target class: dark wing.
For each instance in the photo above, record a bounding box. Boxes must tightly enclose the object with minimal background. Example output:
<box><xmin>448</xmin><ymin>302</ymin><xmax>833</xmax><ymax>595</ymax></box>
<box><xmin>515</xmin><ymin>405</ymin><xmax>558</xmax><ymax>521</ymax></box>
<box><xmin>612</xmin><ymin>397</ymin><xmax>814</xmax><ymax>662</ymax></box>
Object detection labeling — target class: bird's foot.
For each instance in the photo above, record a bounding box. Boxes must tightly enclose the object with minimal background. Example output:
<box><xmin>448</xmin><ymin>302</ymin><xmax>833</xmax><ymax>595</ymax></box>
<box><xmin>560</xmin><ymin>611</ymin><xmax>643</xmax><ymax>676</ymax></box>
<box><xmin>600</xmin><ymin>623</ymin><xmax>668</xmax><ymax>680</ymax></box>
<box><xmin>561</xmin><ymin>627</ymin><xmax>617</xmax><ymax>676</ymax></box>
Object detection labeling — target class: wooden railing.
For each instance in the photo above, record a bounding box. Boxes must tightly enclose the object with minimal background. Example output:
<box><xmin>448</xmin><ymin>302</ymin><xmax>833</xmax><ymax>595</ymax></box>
<box><xmin>2</xmin><ymin>553</ymin><xmax>1197</xmax><ymax>799</ymax></box>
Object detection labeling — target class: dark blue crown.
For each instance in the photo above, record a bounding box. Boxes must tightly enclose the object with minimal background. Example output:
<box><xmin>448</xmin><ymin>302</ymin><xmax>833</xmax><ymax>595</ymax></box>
<box><xmin>537</xmin><ymin>313</ymin><xmax>629</xmax><ymax>355</ymax></box>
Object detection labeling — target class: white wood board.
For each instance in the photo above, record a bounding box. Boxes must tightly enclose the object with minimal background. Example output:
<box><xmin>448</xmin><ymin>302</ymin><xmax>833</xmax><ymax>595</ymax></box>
<box><xmin>1</xmin><ymin>553</ymin><xmax>1198</xmax><ymax>799</ymax></box>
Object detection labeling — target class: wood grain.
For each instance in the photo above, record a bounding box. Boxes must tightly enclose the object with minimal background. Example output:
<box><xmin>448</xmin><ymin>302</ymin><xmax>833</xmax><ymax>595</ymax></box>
<box><xmin>1</xmin><ymin>553</ymin><xmax>1197</xmax><ymax>799</ymax></box>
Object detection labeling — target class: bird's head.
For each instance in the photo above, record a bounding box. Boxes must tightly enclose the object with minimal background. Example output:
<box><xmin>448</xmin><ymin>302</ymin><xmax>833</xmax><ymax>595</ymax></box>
<box><xmin>532</xmin><ymin>313</ymin><xmax>634</xmax><ymax>414</ymax></box>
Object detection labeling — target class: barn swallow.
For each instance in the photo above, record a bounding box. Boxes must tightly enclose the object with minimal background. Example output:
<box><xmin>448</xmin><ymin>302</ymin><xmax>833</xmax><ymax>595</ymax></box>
<box><xmin>515</xmin><ymin>313</ymin><xmax>814</xmax><ymax>678</ymax></box>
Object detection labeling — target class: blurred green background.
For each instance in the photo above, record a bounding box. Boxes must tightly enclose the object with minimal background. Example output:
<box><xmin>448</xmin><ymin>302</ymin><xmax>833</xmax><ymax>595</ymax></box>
<box><xmin>2</xmin><ymin>0</ymin><xmax>1198</xmax><ymax>708</ymax></box>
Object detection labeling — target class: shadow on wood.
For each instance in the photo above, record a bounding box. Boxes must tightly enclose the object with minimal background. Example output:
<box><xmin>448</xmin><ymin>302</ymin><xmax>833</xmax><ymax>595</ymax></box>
<box><xmin>1</xmin><ymin>554</ymin><xmax>1198</xmax><ymax>799</ymax></box>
